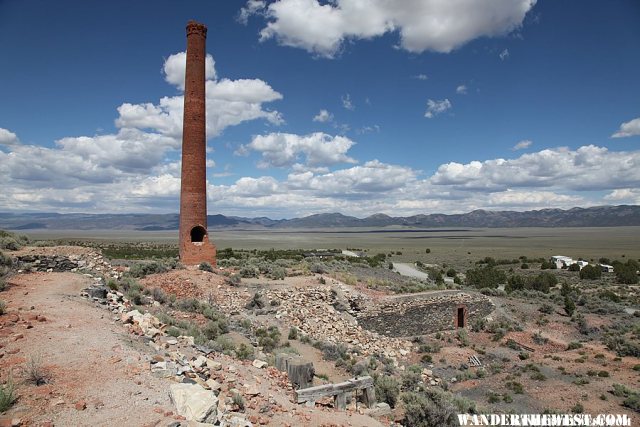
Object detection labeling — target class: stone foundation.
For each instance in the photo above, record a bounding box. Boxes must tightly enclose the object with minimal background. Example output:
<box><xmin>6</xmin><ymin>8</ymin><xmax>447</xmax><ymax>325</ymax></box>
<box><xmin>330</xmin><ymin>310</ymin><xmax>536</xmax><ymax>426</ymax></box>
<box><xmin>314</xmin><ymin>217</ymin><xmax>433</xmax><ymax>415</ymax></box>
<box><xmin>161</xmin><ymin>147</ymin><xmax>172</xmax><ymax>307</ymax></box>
<box><xmin>356</xmin><ymin>291</ymin><xmax>494</xmax><ymax>337</ymax></box>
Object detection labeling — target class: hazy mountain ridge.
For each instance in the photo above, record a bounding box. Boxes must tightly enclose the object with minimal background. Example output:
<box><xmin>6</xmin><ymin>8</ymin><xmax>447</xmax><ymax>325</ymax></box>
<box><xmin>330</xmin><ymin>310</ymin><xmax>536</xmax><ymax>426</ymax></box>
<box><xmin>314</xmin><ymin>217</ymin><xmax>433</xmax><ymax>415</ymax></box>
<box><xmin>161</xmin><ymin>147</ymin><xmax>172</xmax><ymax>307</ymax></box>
<box><xmin>1</xmin><ymin>205</ymin><xmax>639</xmax><ymax>231</ymax></box>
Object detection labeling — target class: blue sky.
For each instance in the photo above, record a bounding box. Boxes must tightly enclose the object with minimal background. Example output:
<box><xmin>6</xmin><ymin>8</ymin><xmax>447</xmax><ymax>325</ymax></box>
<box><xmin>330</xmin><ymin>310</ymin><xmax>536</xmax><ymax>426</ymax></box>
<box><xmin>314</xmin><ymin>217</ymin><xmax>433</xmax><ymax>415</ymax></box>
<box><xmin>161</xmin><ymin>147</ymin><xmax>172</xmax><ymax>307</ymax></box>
<box><xmin>0</xmin><ymin>0</ymin><xmax>639</xmax><ymax>218</ymax></box>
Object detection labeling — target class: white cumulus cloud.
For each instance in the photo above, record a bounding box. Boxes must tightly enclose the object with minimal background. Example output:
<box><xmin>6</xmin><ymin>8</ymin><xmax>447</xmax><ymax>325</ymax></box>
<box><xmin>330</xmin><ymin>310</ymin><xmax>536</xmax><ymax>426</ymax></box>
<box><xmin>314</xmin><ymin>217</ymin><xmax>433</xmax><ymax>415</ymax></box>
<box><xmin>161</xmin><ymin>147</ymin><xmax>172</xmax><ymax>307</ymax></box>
<box><xmin>604</xmin><ymin>188</ymin><xmax>640</xmax><ymax>204</ymax></box>
<box><xmin>116</xmin><ymin>51</ymin><xmax>283</xmax><ymax>140</ymax></box>
<box><xmin>0</xmin><ymin>128</ymin><xmax>20</xmax><ymax>146</ymax></box>
<box><xmin>431</xmin><ymin>145</ymin><xmax>640</xmax><ymax>192</ymax></box>
<box><xmin>425</xmin><ymin>99</ymin><xmax>452</xmax><ymax>118</ymax></box>
<box><xmin>512</xmin><ymin>139</ymin><xmax>532</xmax><ymax>150</ymax></box>
<box><xmin>0</xmin><ymin>52</ymin><xmax>285</xmax><ymax>213</ymax></box>
<box><xmin>238</xmin><ymin>0</ymin><xmax>266</xmax><ymax>25</ymax></box>
<box><xmin>249</xmin><ymin>0</ymin><xmax>536</xmax><ymax>58</ymax></box>
<box><xmin>313</xmin><ymin>109</ymin><xmax>334</xmax><ymax>122</ymax></box>
<box><xmin>611</xmin><ymin>117</ymin><xmax>640</xmax><ymax>138</ymax></box>
<box><xmin>163</xmin><ymin>51</ymin><xmax>216</xmax><ymax>90</ymax></box>
<box><xmin>240</xmin><ymin>132</ymin><xmax>357</xmax><ymax>169</ymax></box>
<box><xmin>297</xmin><ymin>160</ymin><xmax>416</xmax><ymax>197</ymax></box>
<box><xmin>456</xmin><ymin>85</ymin><xmax>467</xmax><ymax>94</ymax></box>
<box><xmin>488</xmin><ymin>190</ymin><xmax>582</xmax><ymax>207</ymax></box>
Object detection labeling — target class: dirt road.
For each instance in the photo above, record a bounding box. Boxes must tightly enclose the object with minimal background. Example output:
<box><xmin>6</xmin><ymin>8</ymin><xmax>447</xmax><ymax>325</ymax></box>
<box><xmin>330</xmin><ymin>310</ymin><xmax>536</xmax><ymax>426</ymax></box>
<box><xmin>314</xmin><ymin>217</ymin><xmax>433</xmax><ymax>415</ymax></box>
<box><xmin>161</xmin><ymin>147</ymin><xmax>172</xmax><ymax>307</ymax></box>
<box><xmin>392</xmin><ymin>262</ymin><xmax>430</xmax><ymax>280</ymax></box>
<box><xmin>0</xmin><ymin>272</ymin><xmax>174</xmax><ymax>426</ymax></box>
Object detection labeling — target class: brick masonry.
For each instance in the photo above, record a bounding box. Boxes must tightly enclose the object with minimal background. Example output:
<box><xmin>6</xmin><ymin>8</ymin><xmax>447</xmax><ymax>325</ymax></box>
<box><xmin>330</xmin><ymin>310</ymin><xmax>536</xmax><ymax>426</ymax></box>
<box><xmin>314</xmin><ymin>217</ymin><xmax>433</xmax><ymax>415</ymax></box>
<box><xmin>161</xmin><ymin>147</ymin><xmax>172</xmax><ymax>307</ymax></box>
<box><xmin>179</xmin><ymin>20</ymin><xmax>216</xmax><ymax>266</ymax></box>
<box><xmin>356</xmin><ymin>290</ymin><xmax>494</xmax><ymax>337</ymax></box>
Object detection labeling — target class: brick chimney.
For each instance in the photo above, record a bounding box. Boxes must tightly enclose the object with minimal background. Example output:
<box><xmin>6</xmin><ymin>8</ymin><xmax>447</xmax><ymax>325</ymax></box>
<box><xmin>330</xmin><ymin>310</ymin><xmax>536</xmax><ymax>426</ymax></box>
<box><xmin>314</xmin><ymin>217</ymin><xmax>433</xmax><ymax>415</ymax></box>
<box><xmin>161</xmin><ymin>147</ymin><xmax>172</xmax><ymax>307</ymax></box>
<box><xmin>179</xmin><ymin>20</ymin><xmax>216</xmax><ymax>266</ymax></box>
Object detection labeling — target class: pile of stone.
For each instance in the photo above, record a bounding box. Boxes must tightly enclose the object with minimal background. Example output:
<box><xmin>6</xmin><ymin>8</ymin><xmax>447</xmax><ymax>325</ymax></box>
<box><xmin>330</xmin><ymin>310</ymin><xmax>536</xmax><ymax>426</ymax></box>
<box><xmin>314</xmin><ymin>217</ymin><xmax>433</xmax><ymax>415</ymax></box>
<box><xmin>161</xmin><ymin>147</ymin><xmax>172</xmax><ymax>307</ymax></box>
<box><xmin>265</xmin><ymin>285</ymin><xmax>413</xmax><ymax>362</ymax></box>
<box><xmin>206</xmin><ymin>288</ymin><xmax>252</xmax><ymax>315</ymax></box>
<box><xmin>16</xmin><ymin>250</ymin><xmax>120</xmax><ymax>282</ymax></box>
<box><xmin>139</xmin><ymin>270</ymin><xmax>252</xmax><ymax>314</ymax></box>
<box><xmin>81</xmin><ymin>287</ymin><xmax>291</xmax><ymax>426</ymax></box>
<box><xmin>420</xmin><ymin>368</ymin><xmax>442</xmax><ymax>386</ymax></box>
<box><xmin>14</xmin><ymin>255</ymin><xmax>79</xmax><ymax>272</ymax></box>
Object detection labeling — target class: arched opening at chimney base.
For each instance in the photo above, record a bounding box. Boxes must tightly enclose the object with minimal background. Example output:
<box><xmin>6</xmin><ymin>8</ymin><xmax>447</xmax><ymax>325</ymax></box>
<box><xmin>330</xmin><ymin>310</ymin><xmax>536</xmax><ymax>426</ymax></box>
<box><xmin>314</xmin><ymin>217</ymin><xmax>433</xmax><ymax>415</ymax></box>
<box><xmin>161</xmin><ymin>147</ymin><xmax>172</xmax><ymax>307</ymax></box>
<box><xmin>190</xmin><ymin>225</ymin><xmax>207</xmax><ymax>243</ymax></box>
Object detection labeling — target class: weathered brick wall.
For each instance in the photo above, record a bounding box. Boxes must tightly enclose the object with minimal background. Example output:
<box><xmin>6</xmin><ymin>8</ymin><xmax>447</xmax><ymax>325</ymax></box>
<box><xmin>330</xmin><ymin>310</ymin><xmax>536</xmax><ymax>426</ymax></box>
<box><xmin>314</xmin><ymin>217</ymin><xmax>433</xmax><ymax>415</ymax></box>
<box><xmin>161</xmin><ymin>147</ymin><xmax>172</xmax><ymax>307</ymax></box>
<box><xmin>356</xmin><ymin>291</ymin><xmax>494</xmax><ymax>337</ymax></box>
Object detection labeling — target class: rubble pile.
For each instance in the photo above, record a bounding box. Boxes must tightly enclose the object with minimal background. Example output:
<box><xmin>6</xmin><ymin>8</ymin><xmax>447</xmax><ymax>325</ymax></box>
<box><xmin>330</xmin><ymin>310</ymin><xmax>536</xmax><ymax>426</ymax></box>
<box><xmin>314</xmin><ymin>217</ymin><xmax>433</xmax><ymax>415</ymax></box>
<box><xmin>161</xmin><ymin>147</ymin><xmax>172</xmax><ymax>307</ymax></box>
<box><xmin>15</xmin><ymin>249</ymin><xmax>119</xmax><ymax>282</ymax></box>
<box><xmin>80</xmin><ymin>287</ymin><xmax>312</xmax><ymax>427</ymax></box>
<box><xmin>265</xmin><ymin>286</ymin><xmax>414</xmax><ymax>361</ymax></box>
<box><xmin>140</xmin><ymin>270</ymin><xmax>252</xmax><ymax>314</ymax></box>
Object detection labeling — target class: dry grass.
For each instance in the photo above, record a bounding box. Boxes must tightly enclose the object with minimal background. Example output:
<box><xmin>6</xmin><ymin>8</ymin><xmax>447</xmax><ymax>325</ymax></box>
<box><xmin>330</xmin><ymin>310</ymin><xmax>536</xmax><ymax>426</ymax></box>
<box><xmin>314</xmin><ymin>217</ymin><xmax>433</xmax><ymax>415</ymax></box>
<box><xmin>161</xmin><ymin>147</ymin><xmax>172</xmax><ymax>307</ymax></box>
<box><xmin>25</xmin><ymin>354</ymin><xmax>49</xmax><ymax>386</ymax></box>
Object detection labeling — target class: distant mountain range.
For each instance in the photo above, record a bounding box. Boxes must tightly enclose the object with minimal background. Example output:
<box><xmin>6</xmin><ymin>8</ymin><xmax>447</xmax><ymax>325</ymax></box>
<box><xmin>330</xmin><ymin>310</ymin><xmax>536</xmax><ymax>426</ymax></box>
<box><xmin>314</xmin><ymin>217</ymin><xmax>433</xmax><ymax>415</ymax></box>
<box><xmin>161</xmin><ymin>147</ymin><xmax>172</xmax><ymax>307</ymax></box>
<box><xmin>1</xmin><ymin>205</ymin><xmax>639</xmax><ymax>231</ymax></box>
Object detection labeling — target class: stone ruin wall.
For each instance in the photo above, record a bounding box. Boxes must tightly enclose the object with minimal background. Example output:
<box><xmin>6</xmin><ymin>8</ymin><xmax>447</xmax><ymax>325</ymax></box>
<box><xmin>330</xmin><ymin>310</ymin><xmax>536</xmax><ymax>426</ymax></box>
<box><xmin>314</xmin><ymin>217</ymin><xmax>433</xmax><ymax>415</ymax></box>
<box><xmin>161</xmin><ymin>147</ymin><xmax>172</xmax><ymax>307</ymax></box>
<box><xmin>356</xmin><ymin>291</ymin><xmax>494</xmax><ymax>337</ymax></box>
<box><xmin>12</xmin><ymin>252</ymin><xmax>118</xmax><ymax>280</ymax></box>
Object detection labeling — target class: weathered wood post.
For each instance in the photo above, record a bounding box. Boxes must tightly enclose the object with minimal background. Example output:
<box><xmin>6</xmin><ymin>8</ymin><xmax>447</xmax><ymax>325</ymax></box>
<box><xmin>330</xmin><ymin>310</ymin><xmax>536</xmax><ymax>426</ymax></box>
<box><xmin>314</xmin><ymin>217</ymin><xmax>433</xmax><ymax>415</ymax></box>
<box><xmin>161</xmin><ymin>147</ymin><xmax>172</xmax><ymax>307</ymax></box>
<box><xmin>275</xmin><ymin>353</ymin><xmax>315</xmax><ymax>389</ymax></box>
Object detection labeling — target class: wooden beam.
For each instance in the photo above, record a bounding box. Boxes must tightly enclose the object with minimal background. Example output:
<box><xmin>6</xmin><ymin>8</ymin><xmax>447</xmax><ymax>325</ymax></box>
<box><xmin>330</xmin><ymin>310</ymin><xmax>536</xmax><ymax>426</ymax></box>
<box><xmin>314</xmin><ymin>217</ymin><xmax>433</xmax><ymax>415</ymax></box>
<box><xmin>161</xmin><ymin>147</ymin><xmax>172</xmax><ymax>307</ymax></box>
<box><xmin>295</xmin><ymin>376</ymin><xmax>374</xmax><ymax>403</ymax></box>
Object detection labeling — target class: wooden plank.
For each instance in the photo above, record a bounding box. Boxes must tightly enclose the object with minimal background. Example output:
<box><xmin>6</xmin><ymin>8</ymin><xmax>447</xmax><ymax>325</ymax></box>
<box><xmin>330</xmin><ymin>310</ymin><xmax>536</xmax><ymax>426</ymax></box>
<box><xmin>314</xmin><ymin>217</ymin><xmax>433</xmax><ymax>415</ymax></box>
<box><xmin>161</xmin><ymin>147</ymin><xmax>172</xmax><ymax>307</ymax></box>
<box><xmin>295</xmin><ymin>376</ymin><xmax>374</xmax><ymax>403</ymax></box>
<box><xmin>512</xmin><ymin>340</ymin><xmax>535</xmax><ymax>352</ymax></box>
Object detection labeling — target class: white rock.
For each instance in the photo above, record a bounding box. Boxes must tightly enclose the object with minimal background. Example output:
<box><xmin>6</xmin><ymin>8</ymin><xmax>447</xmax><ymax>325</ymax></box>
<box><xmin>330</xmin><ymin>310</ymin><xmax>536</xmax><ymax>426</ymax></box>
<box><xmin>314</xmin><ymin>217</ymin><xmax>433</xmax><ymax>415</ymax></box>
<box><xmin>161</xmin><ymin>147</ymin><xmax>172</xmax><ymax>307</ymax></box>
<box><xmin>206</xmin><ymin>359</ymin><xmax>222</xmax><ymax>371</ymax></box>
<box><xmin>191</xmin><ymin>355</ymin><xmax>208</xmax><ymax>369</ymax></box>
<box><xmin>205</xmin><ymin>378</ymin><xmax>222</xmax><ymax>393</ymax></box>
<box><xmin>170</xmin><ymin>383</ymin><xmax>218</xmax><ymax>423</ymax></box>
<box><xmin>244</xmin><ymin>385</ymin><xmax>260</xmax><ymax>396</ymax></box>
<box><xmin>252</xmin><ymin>359</ymin><xmax>268</xmax><ymax>369</ymax></box>
<box><xmin>151</xmin><ymin>361</ymin><xmax>167</xmax><ymax>370</ymax></box>
<box><xmin>122</xmin><ymin>309</ymin><xmax>143</xmax><ymax>324</ymax></box>
<box><xmin>145</xmin><ymin>327</ymin><xmax>161</xmax><ymax>338</ymax></box>
<box><xmin>218</xmin><ymin>414</ymin><xmax>253</xmax><ymax>427</ymax></box>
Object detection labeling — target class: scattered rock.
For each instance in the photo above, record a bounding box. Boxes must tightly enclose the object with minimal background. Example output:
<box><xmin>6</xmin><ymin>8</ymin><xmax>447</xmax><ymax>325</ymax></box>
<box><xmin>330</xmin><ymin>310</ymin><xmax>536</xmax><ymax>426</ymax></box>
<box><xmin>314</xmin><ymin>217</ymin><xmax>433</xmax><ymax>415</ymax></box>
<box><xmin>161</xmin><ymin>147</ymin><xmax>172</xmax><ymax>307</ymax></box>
<box><xmin>244</xmin><ymin>385</ymin><xmax>260</xmax><ymax>396</ymax></box>
<box><xmin>205</xmin><ymin>379</ymin><xmax>222</xmax><ymax>393</ymax></box>
<box><xmin>190</xmin><ymin>355</ymin><xmax>208</xmax><ymax>369</ymax></box>
<box><xmin>169</xmin><ymin>383</ymin><xmax>218</xmax><ymax>423</ymax></box>
<box><xmin>85</xmin><ymin>285</ymin><xmax>108</xmax><ymax>300</ymax></box>
<box><xmin>366</xmin><ymin>402</ymin><xmax>391</xmax><ymax>417</ymax></box>
<box><xmin>206</xmin><ymin>359</ymin><xmax>222</xmax><ymax>371</ymax></box>
<box><xmin>251</xmin><ymin>359</ymin><xmax>268</xmax><ymax>369</ymax></box>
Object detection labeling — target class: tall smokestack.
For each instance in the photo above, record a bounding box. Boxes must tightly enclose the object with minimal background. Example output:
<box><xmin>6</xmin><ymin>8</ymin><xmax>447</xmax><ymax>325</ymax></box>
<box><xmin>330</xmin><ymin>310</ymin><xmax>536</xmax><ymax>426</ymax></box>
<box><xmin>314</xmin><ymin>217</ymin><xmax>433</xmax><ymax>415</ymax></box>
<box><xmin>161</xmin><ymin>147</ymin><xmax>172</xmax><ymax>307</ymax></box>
<box><xmin>179</xmin><ymin>20</ymin><xmax>216</xmax><ymax>266</ymax></box>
